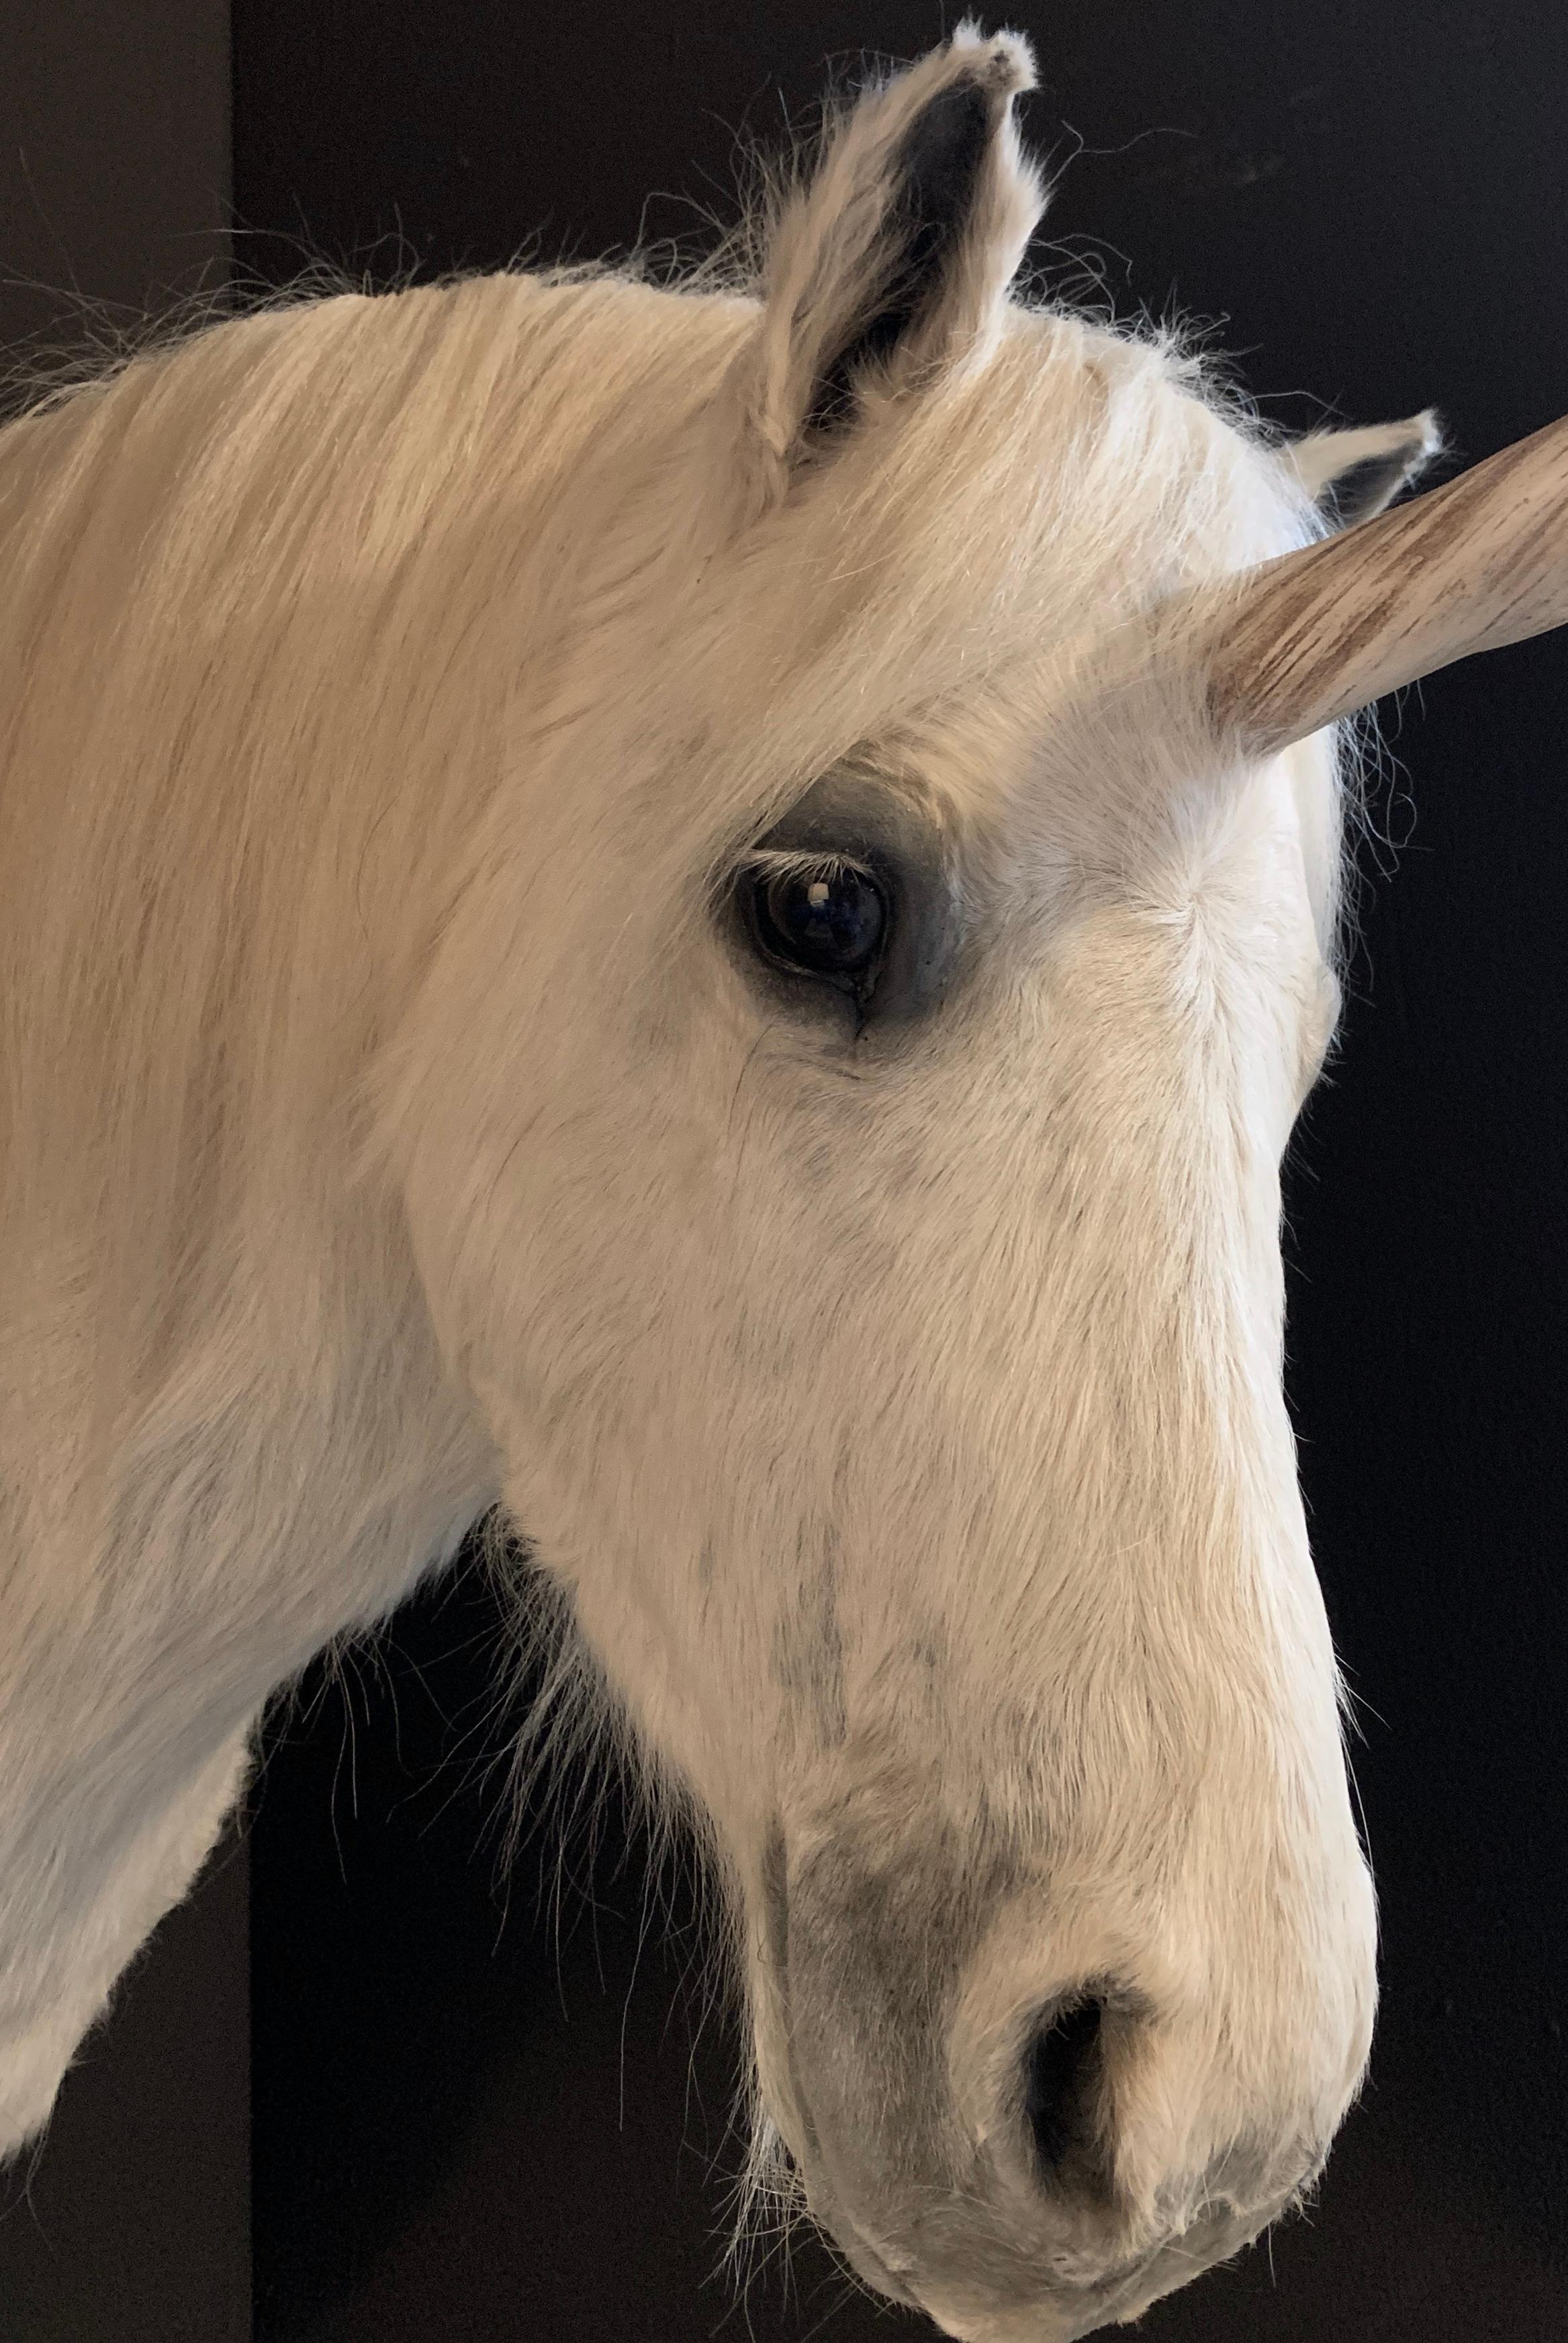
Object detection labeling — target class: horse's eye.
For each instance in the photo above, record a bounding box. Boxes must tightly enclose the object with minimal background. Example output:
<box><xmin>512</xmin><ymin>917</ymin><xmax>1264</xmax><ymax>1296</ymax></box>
<box><xmin>748</xmin><ymin>862</ymin><xmax>887</xmax><ymax>987</ymax></box>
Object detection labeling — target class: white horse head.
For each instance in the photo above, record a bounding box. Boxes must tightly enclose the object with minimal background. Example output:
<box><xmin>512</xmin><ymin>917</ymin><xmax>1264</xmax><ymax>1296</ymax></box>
<box><xmin>3</xmin><ymin>24</ymin><xmax>1565</xmax><ymax>2340</ymax></box>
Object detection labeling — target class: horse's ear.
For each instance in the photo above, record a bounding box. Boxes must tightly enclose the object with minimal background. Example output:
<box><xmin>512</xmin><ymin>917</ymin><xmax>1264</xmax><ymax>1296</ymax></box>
<box><xmin>745</xmin><ymin>26</ymin><xmax>1043</xmax><ymax>488</ymax></box>
<box><xmin>1286</xmin><ymin>411</ymin><xmax>1444</xmax><ymax>528</ymax></box>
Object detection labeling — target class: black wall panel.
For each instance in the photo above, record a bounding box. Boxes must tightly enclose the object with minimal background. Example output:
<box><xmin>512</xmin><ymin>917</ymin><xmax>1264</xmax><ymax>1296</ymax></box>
<box><xmin>1</xmin><ymin>0</ymin><xmax>230</xmax><ymax>359</ymax></box>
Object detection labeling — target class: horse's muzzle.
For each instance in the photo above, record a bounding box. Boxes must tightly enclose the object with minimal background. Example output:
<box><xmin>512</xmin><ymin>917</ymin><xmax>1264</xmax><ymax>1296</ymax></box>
<box><xmin>757</xmin><ymin>1821</ymin><xmax>1336</xmax><ymax>2341</ymax></box>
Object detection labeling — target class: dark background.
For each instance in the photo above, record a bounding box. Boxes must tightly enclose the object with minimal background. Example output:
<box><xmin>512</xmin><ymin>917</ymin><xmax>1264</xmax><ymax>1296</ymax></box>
<box><xmin>3</xmin><ymin>5</ymin><xmax>1566</xmax><ymax>2339</ymax></box>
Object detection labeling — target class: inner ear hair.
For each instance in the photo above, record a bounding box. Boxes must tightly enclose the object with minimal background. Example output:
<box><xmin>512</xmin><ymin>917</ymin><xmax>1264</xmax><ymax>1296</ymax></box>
<box><xmin>805</xmin><ymin>75</ymin><xmax>1000</xmax><ymax>439</ymax></box>
<box><xmin>747</xmin><ymin>28</ymin><xmax>1042</xmax><ymax>488</ymax></box>
<box><xmin>1291</xmin><ymin>410</ymin><xmax>1445</xmax><ymax>529</ymax></box>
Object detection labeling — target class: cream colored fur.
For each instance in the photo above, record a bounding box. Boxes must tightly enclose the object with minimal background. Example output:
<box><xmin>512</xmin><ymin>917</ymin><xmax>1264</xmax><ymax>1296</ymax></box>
<box><xmin>0</xmin><ymin>26</ymin><xmax>1448</xmax><ymax>2339</ymax></box>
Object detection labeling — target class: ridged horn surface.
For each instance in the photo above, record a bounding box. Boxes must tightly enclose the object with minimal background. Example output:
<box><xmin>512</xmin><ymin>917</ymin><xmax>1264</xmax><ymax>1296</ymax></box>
<box><xmin>1203</xmin><ymin>411</ymin><xmax>1568</xmax><ymax>753</ymax></box>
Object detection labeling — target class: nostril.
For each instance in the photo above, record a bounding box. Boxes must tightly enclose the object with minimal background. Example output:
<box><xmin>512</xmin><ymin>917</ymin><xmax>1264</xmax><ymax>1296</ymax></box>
<box><xmin>1024</xmin><ymin>1994</ymin><xmax>1107</xmax><ymax>2179</ymax></box>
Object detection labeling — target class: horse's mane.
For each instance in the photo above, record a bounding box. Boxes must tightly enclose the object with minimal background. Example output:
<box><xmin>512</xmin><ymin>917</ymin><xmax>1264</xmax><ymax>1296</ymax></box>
<box><xmin>0</xmin><ymin>271</ymin><xmax>721</xmax><ymax>1434</ymax></box>
<box><xmin>0</xmin><ymin>256</ymin><xmax>1337</xmax><ymax>1473</ymax></box>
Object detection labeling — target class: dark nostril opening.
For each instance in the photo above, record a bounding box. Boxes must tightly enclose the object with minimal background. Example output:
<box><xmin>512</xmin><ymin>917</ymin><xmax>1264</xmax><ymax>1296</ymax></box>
<box><xmin>1024</xmin><ymin>1995</ymin><xmax>1106</xmax><ymax>2178</ymax></box>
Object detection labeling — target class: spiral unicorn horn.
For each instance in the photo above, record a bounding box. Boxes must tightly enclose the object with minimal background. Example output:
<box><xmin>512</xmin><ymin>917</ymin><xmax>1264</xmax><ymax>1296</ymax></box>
<box><xmin>1203</xmin><ymin>408</ymin><xmax>1568</xmax><ymax>750</ymax></box>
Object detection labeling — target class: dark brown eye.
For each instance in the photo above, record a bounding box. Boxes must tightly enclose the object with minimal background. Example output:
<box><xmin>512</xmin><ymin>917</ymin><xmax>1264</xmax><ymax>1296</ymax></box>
<box><xmin>748</xmin><ymin>862</ymin><xmax>887</xmax><ymax>986</ymax></box>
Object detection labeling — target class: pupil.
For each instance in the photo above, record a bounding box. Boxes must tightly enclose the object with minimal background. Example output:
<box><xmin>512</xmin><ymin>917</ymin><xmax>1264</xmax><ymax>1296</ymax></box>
<box><xmin>761</xmin><ymin>866</ymin><xmax>883</xmax><ymax>976</ymax></box>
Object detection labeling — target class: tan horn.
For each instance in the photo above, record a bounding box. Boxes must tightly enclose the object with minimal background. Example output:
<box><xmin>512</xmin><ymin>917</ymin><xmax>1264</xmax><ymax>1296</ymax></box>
<box><xmin>1202</xmin><ymin>410</ymin><xmax>1568</xmax><ymax>754</ymax></box>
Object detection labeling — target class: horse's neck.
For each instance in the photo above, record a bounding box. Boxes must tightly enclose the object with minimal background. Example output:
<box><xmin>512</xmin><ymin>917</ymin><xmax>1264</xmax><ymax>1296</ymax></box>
<box><xmin>2</xmin><ymin>1200</ymin><xmax>496</xmax><ymax>1673</ymax></box>
<box><xmin>0</xmin><ymin>1112</ymin><xmax>491</xmax><ymax>1822</ymax></box>
<box><xmin>0</xmin><ymin>1209</ymin><xmax>495</xmax><ymax>2138</ymax></box>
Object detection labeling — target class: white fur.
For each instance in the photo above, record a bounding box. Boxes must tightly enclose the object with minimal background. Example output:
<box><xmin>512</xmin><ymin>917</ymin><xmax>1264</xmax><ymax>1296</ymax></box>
<box><xmin>0</xmin><ymin>30</ymin><xmax>1435</xmax><ymax>2339</ymax></box>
